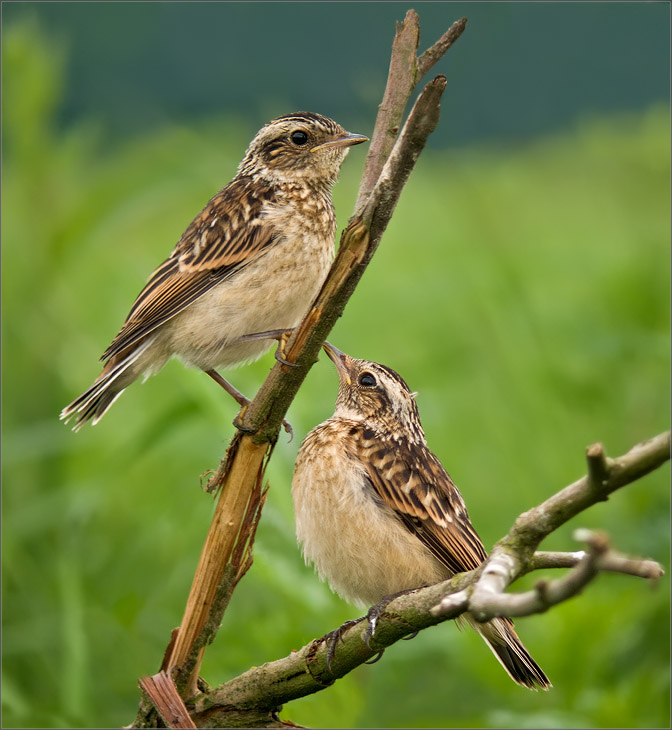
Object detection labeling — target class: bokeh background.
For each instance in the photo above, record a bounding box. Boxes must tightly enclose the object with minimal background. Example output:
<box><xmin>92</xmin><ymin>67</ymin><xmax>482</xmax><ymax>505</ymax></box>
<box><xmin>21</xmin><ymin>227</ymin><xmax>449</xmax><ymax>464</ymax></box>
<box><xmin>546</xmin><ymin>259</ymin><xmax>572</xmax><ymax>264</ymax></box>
<box><xmin>2</xmin><ymin>2</ymin><xmax>670</xmax><ymax>728</ymax></box>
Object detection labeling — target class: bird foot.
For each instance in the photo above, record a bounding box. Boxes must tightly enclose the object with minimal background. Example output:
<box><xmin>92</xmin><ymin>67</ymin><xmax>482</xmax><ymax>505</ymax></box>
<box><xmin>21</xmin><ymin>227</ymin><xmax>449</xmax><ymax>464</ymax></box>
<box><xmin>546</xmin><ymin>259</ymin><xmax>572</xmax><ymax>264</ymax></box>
<box><xmin>322</xmin><ymin>594</ymin><xmax>417</xmax><ymax>673</ymax></box>
<box><xmin>232</xmin><ymin>404</ymin><xmax>254</xmax><ymax>434</ymax></box>
<box><xmin>322</xmin><ymin>619</ymin><xmax>362</xmax><ymax>673</ymax></box>
<box><xmin>363</xmin><ymin>589</ymin><xmax>417</xmax><ymax>648</ymax></box>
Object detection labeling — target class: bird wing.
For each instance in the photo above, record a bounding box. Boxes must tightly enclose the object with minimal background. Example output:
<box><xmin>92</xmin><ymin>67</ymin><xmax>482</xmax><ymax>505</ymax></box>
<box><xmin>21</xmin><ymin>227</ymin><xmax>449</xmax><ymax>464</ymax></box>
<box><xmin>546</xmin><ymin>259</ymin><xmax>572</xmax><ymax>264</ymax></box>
<box><xmin>352</xmin><ymin>425</ymin><xmax>488</xmax><ymax>576</ymax></box>
<box><xmin>101</xmin><ymin>177</ymin><xmax>277</xmax><ymax>361</ymax></box>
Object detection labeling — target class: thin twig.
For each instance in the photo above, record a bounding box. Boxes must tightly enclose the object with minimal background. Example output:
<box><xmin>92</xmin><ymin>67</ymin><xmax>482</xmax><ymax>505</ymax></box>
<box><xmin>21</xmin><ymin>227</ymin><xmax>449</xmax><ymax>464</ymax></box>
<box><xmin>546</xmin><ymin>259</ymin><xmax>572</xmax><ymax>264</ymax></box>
<box><xmin>417</xmin><ymin>17</ymin><xmax>468</xmax><ymax>77</ymax></box>
<box><xmin>530</xmin><ymin>550</ymin><xmax>664</xmax><ymax>579</ymax></box>
<box><xmin>436</xmin><ymin>432</ymin><xmax>670</xmax><ymax>620</ymax></box>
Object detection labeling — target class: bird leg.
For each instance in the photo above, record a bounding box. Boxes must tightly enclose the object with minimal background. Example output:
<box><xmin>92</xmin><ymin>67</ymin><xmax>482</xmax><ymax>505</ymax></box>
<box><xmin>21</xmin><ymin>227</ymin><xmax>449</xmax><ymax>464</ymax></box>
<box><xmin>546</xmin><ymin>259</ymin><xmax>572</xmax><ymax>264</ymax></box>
<box><xmin>204</xmin><ymin>369</ymin><xmax>251</xmax><ymax>408</ymax></box>
<box><xmin>204</xmin><ymin>369</ymin><xmax>293</xmax><ymax>440</ymax></box>
<box><xmin>235</xmin><ymin>329</ymin><xmax>297</xmax><ymax>367</ymax></box>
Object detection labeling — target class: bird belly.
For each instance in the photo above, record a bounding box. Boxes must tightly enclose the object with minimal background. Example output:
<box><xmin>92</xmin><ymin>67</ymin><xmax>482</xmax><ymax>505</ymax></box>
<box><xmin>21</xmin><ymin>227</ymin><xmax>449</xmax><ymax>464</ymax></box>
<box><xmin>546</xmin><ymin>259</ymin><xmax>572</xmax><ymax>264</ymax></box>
<box><xmin>163</xmin><ymin>232</ymin><xmax>332</xmax><ymax>371</ymax></box>
<box><xmin>293</xmin><ymin>430</ymin><xmax>446</xmax><ymax>608</ymax></box>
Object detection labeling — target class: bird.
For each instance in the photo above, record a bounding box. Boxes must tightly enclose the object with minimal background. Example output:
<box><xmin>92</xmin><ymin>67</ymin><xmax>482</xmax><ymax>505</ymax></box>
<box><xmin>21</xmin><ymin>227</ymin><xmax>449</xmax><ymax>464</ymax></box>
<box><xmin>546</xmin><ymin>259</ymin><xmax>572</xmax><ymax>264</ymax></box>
<box><xmin>292</xmin><ymin>343</ymin><xmax>551</xmax><ymax>690</ymax></box>
<box><xmin>60</xmin><ymin>112</ymin><xmax>368</xmax><ymax>430</ymax></box>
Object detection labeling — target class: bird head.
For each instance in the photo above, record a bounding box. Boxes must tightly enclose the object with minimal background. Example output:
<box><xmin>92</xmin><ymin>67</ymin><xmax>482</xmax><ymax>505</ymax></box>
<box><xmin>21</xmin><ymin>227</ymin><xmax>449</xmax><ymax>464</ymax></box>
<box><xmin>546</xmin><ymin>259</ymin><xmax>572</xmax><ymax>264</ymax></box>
<box><xmin>323</xmin><ymin>342</ymin><xmax>425</xmax><ymax>442</ymax></box>
<box><xmin>238</xmin><ymin>112</ymin><xmax>368</xmax><ymax>185</ymax></box>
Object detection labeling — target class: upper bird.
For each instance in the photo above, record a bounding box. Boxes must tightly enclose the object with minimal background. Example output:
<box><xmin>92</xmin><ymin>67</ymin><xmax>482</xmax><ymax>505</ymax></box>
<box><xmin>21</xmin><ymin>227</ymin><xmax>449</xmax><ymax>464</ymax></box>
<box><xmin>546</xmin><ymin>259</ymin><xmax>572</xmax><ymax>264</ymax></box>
<box><xmin>292</xmin><ymin>343</ymin><xmax>551</xmax><ymax>691</ymax></box>
<box><xmin>60</xmin><ymin>112</ymin><xmax>367</xmax><ymax>430</ymax></box>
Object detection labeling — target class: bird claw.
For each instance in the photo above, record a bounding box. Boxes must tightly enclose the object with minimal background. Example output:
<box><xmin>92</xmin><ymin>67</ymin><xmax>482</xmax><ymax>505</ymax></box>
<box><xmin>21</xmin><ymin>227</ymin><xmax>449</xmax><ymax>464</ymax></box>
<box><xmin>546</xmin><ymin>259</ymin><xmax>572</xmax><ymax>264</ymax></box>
<box><xmin>273</xmin><ymin>330</ymin><xmax>298</xmax><ymax>368</ymax></box>
<box><xmin>322</xmin><ymin>619</ymin><xmax>361</xmax><ymax>673</ymax></box>
<box><xmin>364</xmin><ymin>650</ymin><xmax>385</xmax><ymax>665</ymax></box>
<box><xmin>274</xmin><ymin>349</ymin><xmax>297</xmax><ymax>368</ymax></box>
<box><xmin>322</xmin><ymin>597</ymin><xmax>413</xmax><ymax>672</ymax></box>
<box><xmin>232</xmin><ymin>406</ymin><xmax>255</xmax><ymax>434</ymax></box>
<box><xmin>205</xmin><ymin>368</ymin><xmax>293</xmax><ymax>440</ymax></box>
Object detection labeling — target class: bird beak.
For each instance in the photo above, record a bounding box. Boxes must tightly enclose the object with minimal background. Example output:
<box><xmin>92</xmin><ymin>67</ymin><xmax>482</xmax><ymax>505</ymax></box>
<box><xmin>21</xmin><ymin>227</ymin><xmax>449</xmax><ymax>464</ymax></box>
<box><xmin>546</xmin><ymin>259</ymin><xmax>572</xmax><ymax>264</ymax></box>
<box><xmin>311</xmin><ymin>131</ymin><xmax>369</xmax><ymax>153</ymax></box>
<box><xmin>322</xmin><ymin>341</ymin><xmax>352</xmax><ymax>385</ymax></box>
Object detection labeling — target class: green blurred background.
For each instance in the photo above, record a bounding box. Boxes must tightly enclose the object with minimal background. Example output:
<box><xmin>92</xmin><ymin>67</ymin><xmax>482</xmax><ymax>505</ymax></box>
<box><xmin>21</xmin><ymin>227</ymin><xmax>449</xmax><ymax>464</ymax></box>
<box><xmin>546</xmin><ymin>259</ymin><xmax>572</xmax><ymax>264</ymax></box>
<box><xmin>2</xmin><ymin>3</ymin><xmax>670</xmax><ymax>729</ymax></box>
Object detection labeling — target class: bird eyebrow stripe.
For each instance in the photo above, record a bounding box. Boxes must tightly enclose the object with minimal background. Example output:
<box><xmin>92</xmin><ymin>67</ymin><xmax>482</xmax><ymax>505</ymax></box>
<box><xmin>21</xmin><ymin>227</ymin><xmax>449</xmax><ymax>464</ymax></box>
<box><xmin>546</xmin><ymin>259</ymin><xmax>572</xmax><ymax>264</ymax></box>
<box><xmin>376</xmin><ymin>363</ymin><xmax>412</xmax><ymax>392</ymax></box>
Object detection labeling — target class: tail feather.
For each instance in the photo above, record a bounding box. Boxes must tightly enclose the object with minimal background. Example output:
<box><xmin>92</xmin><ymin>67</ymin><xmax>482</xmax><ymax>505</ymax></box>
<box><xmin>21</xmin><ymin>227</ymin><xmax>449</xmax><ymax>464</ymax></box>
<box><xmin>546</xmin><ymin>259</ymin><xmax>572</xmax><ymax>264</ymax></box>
<box><xmin>60</xmin><ymin>340</ymin><xmax>151</xmax><ymax>430</ymax></box>
<box><xmin>467</xmin><ymin>615</ymin><xmax>551</xmax><ymax>690</ymax></box>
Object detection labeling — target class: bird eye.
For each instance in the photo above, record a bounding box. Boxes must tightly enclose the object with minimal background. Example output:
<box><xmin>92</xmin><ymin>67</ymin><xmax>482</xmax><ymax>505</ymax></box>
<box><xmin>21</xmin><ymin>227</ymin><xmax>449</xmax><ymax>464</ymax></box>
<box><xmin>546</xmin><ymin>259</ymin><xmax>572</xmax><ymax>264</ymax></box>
<box><xmin>358</xmin><ymin>372</ymin><xmax>377</xmax><ymax>387</ymax></box>
<box><xmin>290</xmin><ymin>130</ymin><xmax>309</xmax><ymax>146</ymax></box>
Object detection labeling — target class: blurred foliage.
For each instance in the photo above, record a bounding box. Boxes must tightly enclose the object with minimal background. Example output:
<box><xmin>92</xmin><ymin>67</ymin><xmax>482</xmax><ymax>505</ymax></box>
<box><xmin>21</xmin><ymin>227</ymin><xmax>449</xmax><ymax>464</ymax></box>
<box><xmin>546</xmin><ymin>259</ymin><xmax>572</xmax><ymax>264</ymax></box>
<box><xmin>2</xmin><ymin>18</ymin><xmax>670</xmax><ymax>730</ymax></box>
<box><xmin>2</xmin><ymin>2</ymin><xmax>670</xmax><ymax>149</ymax></box>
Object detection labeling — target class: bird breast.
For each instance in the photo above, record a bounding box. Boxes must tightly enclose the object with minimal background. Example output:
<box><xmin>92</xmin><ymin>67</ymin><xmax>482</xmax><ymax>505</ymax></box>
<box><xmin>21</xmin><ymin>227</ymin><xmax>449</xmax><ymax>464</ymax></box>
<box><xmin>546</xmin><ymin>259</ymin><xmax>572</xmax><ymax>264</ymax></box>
<box><xmin>293</xmin><ymin>420</ymin><xmax>447</xmax><ymax>607</ymax></box>
<box><xmin>164</xmin><ymin>187</ymin><xmax>335</xmax><ymax>370</ymax></box>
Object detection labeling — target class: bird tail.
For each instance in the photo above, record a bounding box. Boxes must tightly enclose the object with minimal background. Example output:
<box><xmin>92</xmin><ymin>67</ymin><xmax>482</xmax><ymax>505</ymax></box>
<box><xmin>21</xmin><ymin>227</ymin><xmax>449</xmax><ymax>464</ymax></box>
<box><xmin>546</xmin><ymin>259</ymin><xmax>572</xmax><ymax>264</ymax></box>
<box><xmin>465</xmin><ymin>615</ymin><xmax>551</xmax><ymax>690</ymax></box>
<box><xmin>60</xmin><ymin>340</ymin><xmax>151</xmax><ymax>430</ymax></box>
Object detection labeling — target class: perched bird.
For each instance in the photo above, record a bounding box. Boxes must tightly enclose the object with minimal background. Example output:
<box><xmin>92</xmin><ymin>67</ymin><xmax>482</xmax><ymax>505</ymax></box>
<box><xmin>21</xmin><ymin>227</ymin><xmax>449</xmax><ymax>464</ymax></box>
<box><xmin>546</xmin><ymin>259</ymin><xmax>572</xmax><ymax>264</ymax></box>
<box><xmin>292</xmin><ymin>343</ymin><xmax>551</xmax><ymax>690</ymax></box>
<box><xmin>60</xmin><ymin>112</ymin><xmax>367</xmax><ymax>430</ymax></box>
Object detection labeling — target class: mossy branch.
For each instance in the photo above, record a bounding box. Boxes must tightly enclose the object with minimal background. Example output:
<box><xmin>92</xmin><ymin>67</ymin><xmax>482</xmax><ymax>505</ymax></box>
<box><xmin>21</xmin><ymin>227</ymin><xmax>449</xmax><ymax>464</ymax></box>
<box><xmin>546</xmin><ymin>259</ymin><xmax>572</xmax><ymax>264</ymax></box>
<box><xmin>185</xmin><ymin>432</ymin><xmax>668</xmax><ymax>728</ymax></box>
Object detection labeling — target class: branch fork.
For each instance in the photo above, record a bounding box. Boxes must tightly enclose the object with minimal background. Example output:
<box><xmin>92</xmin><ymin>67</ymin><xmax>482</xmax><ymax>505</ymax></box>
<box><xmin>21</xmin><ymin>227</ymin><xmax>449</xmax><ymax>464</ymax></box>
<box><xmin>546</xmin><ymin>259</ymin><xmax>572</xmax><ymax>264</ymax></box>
<box><xmin>432</xmin><ymin>434</ymin><xmax>668</xmax><ymax>623</ymax></box>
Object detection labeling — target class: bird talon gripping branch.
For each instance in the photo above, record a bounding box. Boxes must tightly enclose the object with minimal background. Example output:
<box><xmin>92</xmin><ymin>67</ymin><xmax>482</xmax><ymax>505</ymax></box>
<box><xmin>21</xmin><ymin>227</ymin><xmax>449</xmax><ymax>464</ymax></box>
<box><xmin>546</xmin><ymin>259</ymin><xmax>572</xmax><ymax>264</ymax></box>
<box><xmin>322</xmin><ymin>619</ymin><xmax>361</xmax><ymax>673</ymax></box>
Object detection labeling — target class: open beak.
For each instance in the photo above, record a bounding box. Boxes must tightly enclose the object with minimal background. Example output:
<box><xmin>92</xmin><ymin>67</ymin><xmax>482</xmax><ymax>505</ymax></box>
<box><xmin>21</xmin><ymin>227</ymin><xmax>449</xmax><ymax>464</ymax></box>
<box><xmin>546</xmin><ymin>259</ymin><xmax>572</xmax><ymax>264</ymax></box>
<box><xmin>322</xmin><ymin>342</ymin><xmax>352</xmax><ymax>385</ymax></box>
<box><xmin>311</xmin><ymin>131</ymin><xmax>369</xmax><ymax>153</ymax></box>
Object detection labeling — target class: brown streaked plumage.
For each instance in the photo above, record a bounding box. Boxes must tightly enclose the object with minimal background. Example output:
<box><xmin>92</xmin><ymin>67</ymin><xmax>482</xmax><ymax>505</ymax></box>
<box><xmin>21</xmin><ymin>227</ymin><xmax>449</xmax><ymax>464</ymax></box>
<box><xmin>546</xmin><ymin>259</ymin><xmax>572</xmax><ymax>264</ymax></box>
<box><xmin>292</xmin><ymin>343</ymin><xmax>551</xmax><ymax>690</ymax></box>
<box><xmin>60</xmin><ymin>113</ymin><xmax>367</xmax><ymax>429</ymax></box>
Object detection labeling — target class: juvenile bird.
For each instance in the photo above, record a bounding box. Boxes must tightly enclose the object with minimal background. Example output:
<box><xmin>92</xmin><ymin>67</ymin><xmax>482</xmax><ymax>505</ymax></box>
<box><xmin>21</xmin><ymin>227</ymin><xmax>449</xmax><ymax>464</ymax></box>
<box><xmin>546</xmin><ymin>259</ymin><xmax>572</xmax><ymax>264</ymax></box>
<box><xmin>60</xmin><ymin>113</ymin><xmax>367</xmax><ymax>429</ymax></box>
<box><xmin>292</xmin><ymin>343</ymin><xmax>551</xmax><ymax>690</ymax></box>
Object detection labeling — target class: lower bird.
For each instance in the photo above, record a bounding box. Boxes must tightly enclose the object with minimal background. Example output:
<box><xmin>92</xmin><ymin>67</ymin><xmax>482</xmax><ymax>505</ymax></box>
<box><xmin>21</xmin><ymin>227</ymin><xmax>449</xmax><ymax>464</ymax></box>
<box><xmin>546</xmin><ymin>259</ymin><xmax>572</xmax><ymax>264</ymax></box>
<box><xmin>60</xmin><ymin>112</ymin><xmax>367</xmax><ymax>430</ymax></box>
<box><xmin>292</xmin><ymin>343</ymin><xmax>551</xmax><ymax>690</ymax></box>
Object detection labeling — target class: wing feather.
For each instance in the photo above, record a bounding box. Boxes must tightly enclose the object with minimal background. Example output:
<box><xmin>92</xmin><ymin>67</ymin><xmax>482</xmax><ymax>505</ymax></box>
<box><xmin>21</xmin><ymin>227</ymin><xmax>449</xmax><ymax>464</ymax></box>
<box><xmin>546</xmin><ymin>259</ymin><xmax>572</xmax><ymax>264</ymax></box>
<box><xmin>102</xmin><ymin>177</ymin><xmax>277</xmax><ymax>361</ymax></box>
<box><xmin>352</xmin><ymin>425</ymin><xmax>488</xmax><ymax>575</ymax></box>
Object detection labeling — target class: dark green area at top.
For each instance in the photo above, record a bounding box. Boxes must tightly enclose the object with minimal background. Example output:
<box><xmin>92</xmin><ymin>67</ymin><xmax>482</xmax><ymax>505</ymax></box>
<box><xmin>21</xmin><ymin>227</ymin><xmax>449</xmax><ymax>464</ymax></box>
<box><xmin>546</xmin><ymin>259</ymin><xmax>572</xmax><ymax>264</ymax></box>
<box><xmin>2</xmin><ymin>1</ymin><xmax>670</xmax><ymax>147</ymax></box>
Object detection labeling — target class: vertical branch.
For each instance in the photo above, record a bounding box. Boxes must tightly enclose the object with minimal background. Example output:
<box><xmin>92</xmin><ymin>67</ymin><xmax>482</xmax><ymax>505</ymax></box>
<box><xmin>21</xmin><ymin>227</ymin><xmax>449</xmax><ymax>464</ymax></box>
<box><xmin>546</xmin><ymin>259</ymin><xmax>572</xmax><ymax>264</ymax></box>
<box><xmin>166</xmin><ymin>434</ymin><xmax>271</xmax><ymax>694</ymax></box>
<box><xmin>355</xmin><ymin>10</ymin><xmax>421</xmax><ymax>210</ymax></box>
<box><xmin>355</xmin><ymin>11</ymin><xmax>467</xmax><ymax>212</ymax></box>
